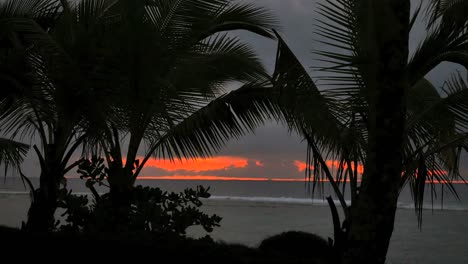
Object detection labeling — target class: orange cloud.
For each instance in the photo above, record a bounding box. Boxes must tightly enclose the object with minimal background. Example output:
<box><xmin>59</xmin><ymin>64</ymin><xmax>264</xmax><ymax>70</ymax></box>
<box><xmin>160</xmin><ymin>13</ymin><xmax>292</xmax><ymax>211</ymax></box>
<box><xmin>255</xmin><ymin>161</ymin><xmax>265</xmax><ymax>167</ymax></box>
<box><xmin>294</xmin><ymin>160</ymin><xmax>364</xmax><ymax>174</ymax></box>
<box><xmin>294</xmin><ymin>160</ymin><xmax>313</xmax><ymax>172</ymax></box>
<box><xmin>139</xmin><ymin>175</ymin><xmax>268</xmax><ymax>181</ymax></box>
<box><xmin>142</xmin><ymin>156</ymin><xmax>248</xmax><ymax>172</ymax></box>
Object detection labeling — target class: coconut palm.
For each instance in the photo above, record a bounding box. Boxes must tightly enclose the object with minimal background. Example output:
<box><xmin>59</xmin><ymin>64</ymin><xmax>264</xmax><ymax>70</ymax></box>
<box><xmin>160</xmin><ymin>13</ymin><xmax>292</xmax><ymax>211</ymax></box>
<box><xmin>270</xmin><ymin>1</ymin><xmax>468</xmax><ymax>263</ymax></box>
<box><xmin>80</xmin><ymin>0</ymin><xmax>279</xmax><ymax>211</ymax></box>
<box><xmin>0</xmin><ymin>0</ymin><xmax>115</xmax><ymax>231</ymax></box>
<box><xmin>0</xmin><ymin>0</ymin><xmax>280</xmax><ymax>231</ymax></box>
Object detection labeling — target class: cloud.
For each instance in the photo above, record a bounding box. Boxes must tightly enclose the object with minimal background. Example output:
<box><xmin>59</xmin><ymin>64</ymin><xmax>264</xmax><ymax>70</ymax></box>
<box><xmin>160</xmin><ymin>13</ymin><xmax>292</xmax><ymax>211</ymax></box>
<box><xmin>142</xmin><ymin>156</ymin><xmax>248</xmax><ymax>172</ymax></box>
<box><xmin>139</xmin><ymin>175</ymin><xmax>269</xmax><ymax>181</ymax></box>
<box><xmin>294</xmin><ymin>160</ymin><xmax>313</xmax><ymax>172</ymax></box>
<box><xmin>136</xmin><ymin>155</ymin><xmax>306</xmax><ymax>180</ymax></box>
<box><xmin>294</xmin><ymin>160</ymin><xmax>364</xmax><ymax>174</ymax></box>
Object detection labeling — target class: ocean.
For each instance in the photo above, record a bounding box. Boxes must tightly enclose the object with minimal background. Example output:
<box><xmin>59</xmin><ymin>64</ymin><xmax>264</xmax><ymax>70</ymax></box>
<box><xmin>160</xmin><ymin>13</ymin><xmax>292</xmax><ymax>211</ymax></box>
<box><xmin>1</xmin><ymin>177</ymin><xmax>468</xmax><ymax>263</ymax></box>
<box><xmin>2</xmin><ymin>177</ymin><xmax>468</xmax><ymax>210</ymax></box>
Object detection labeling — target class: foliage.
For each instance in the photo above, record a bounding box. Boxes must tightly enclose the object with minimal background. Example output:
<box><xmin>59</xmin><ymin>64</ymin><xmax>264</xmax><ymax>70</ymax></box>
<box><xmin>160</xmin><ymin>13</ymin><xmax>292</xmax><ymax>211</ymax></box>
<box><xmin>1</xmin><ymin>225</ymin><xmax>338</xmax><ymax>264</ymax></box>
<box><xmin>0</xmin><ymin>0</ymin><xmax>279</xmax><ymax>231</ymax></box>
<box><xmin>272</xmin><ymin>0</ymin><xmax>468</xmax><ymax>223</ymax></box>
<box><xmin>259</xmin><ymin>231</ymin><xmax>334</xmax><ymax>260</ymax></box>
<box><xmin>58</xmin><ymin>157</ymin><xmax>221</xmax><ymax>236</ymax></box>
<box><xmin>0</xmin><ymin>138</ymin><xmax>29</xmax><ymax>174</ymax></box>
<box><xmin>270</xmin><ymin>0</ymin><xmax>468</xmax><ymax>262</ymax></box>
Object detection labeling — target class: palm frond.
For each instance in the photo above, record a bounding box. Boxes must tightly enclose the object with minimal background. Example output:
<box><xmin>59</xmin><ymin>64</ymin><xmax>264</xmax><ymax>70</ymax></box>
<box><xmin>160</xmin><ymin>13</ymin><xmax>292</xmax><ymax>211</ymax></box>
<box><xmin>402</xmin><ymin>73</ymin><xmax>468</xmax><ymax>225</ymax></box>
<box><xmin>133</xmin><ymin>81</ymin><xmax>281</xmax><ymax>178</ymax></box>
<box><xmin>144</xmin><ymin>0</ymin><xmax>278</xmax><ymax>40</ymax></box>
<box><xmin>0</xmin><ymin>0</ymin><xmax>60</xmax><ymax>19</ymax></box>
<box><xmin>170</xmin><ymin>33</ymin><xmax>268</xmax><ymax>97</ymax></box>
<box><xmin>426</xmin><ymin>0</ymin><xmax>468</xmax><ymax>30</ymax></box>
<box><xmin>196</xmin><ymin>2</ymin><xmax>279</xmax><ymax>40</ymax></box>
<box><xmin>154</xmin><ymin>81</ymin><xmax>281</xmax><ymax>160</ymax></box>
<box><xmin>409</xmin><ymin>25</ymin><xmax>468</xmax><ymax>86</ymax></box>
<box><xmin>0</xmin><ymin>138</ymin><xmax>29</xmax><ymax>174</ymax></box>
<box><xmin>273</xmin><ymin>30</ymin><xmax>346</xmax><ymax>149</ymax></box>
<box><xmin>272</xmin><ymin>30</ymin><xmax>366</xmax><ymax>204</ymax></box>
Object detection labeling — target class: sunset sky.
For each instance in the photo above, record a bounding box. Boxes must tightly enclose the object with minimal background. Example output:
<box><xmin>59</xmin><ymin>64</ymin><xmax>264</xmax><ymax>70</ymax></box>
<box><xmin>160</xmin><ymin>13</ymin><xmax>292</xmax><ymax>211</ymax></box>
<box><xmin>17</xmin><ymin>0</ymin><xmax>468</xmax><ymax>181</ymax></box>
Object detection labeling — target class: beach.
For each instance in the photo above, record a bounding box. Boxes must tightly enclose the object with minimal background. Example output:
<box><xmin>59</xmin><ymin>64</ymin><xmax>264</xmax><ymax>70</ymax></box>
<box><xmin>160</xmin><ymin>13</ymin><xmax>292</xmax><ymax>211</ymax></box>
<box><xmin>1</xmin><ymin>193</ymin><xmax>467</xmax><ymax>264</ymax></box>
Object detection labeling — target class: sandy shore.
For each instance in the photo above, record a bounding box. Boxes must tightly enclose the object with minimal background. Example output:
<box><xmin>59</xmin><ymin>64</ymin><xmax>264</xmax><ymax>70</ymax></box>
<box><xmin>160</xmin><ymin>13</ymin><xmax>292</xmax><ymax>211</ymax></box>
<box><xmin>1</xmin><ymin>194</ymin><xmax>467</xmax><ymax>263</ymax></box>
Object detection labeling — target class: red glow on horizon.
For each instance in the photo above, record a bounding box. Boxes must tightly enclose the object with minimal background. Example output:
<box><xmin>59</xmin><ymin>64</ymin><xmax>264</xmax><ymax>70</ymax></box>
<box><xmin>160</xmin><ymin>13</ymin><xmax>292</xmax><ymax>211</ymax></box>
<box><xmin>139</xmin><ymin>175</ymin><xmax>269</xmax><ymax>181</ymax></box>
<box><xmin>294</xmin><ymin>160</ymin><xmax>313</xmax><ymax>172</ymax></box>
<box><xmin>255</xmin><ymin>161</ymin><xmax>265</xmax><ymax>167</ymax></box>
<box><xmin>65</xmin><ymin>174</ymin><xmax>466</xmax><ymax>184</ymax></box>
<box><xmin>142</xmin><ymin>156</ymin><xmax>248</xmax><ymax>172</ymax></box>
<box><xmin>137</xmin><ymin>176</ymin><xmax>466</xmax><ymax>184</ymax></box>
<box><xmin>294</xmin><ymin>160</ymin><xmax>364</xmax><ymax>174</ymax></box>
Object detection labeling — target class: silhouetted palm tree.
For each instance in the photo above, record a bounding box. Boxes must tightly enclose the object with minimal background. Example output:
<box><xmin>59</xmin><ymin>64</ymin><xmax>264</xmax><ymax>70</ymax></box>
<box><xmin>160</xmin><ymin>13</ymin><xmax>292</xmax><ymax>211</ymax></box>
<box><xmin>0</xmin><ymin>0</ymin><xmax>113</xmax><ymax>231</ymax></box>
<box><xmin>271</xmin><ymin>1</ymin><xmax>468</xmax><ymax>263</ymax></box>
<box><xmin>80</xmin><ymin>0</ymin><xmax>279</xmax><ymax>211</ymax></box>
<box><xmin>0</xmin><ymin>0</ymin><xmax>279</xmax><ymax>231</ymax></box>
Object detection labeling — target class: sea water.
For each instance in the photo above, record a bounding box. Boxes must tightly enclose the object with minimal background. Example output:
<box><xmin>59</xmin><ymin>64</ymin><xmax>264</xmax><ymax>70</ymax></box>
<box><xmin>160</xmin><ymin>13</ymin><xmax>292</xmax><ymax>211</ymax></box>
<box><xmin>1</xmin><ymin>177</ymin><xmax>468</xmax><ymax>211</ymax></box>
<box><xmin>1</xmin><ymin>177</ymin><xmax>468</xmax><ymax>263</ymax></box>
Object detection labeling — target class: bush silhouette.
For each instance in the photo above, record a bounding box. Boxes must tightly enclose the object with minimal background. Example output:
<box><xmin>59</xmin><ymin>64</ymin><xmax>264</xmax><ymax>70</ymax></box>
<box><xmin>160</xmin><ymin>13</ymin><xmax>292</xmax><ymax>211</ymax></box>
<box><xmin>259</xmin><ymin>231</ymin><xmax>336</xmax><ymax>263</ymax></box>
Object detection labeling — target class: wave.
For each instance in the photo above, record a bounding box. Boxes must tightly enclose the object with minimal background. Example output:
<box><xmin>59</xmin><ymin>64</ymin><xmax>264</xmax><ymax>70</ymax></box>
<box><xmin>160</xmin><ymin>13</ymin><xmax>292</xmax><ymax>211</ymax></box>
<box><xmin>209</xmin><ymin>195</ymin><xmax>335</xmax><ymax>205</ymax></box>
<box><xmin>1</xmin><ymin>191</ymin><xmax>466</xmax><ymax>211</ymax></box>
<box><xmin>208</xmin><ymin>196</ymin><xmax>468</xmax><ymax>211</ymax></box>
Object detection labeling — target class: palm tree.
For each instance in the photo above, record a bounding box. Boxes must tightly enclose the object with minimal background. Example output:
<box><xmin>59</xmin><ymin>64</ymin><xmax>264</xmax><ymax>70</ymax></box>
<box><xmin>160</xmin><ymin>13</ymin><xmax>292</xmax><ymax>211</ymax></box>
<box><xmin>0</xmin><ymin>12</ymin><xmax>31</xmax><ymax>175</ymax></box>
<box><xmin>79</xmin><ymin>0</ymin><xmax>279</xmax><ymax>211</ymax></box>
<box><xmin>270</xmin><ymin>1</ymin><xmax>468</xmax><ymax>263</ymax></box>
<box><xmin>0</xmin><ymin>0</ymin><xmax>280</xmax><ymax>231</ymax></box>
<box><xmin>0</xmin><ymin>0</ymin><xmax>120</xmax><ymax>231</ymax></box>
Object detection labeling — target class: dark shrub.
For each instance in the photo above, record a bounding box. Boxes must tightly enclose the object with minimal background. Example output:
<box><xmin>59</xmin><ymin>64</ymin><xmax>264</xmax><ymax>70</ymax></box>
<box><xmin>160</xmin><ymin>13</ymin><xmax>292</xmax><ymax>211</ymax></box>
<box><xmin>259</xmin><ymin>231</ymin><xmax>336</xmax><ymax>263</ymax></box>
<box><xmin>57</xmin><ymin>156</ymin><xmax>221</xmax><ymax>236</ymax></box>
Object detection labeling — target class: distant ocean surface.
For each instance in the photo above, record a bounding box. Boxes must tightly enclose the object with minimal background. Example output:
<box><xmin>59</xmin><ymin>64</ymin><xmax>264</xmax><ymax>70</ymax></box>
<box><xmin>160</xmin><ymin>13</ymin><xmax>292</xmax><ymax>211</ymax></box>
<box><xmin>1</xmin><ymin>177</ymin><xmax>468</xmax><ymax>211</ymax></box>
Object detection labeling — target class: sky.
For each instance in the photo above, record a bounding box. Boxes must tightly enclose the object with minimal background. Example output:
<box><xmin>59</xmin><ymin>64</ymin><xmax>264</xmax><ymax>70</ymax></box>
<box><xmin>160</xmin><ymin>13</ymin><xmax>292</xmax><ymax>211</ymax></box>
<box><xmin>14</xmin><ymin>0</ymin><xmax>468</xmax><ymax>181</ymax></box>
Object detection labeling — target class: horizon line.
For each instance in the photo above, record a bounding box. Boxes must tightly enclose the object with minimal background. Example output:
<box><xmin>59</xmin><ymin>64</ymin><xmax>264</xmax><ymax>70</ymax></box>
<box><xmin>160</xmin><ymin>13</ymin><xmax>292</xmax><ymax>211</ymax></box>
<box><xmin>136</xmin><ymin>176</ymin><xmax>467</xmax><ymax>184</ymax></box>
<box><xmin>58</xmin><ymin>175</ymin><xmax>468</xmax><ymax>184</ymax></box>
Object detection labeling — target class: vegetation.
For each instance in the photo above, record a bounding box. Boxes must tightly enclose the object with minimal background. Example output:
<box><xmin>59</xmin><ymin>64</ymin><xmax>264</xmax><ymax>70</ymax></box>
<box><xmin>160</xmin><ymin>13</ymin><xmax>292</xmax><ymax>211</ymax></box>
<box><xmin>259</xmin><ymin>231</ymin><xmax>336</xmax><ymax>263</ymax></box>
<box><xmin>0</xmin><ymin>0</ymin><xmax>467</xmax><ymax>264</ymax></box>
<box><xmin>0</xmin><ymin>0</ymin><xmax>279</xmax><ymax>232</ymax></box>
<box><xmin>58</xmin><ymin>157</ymin><xmax>221</xmax><ymax>235</ymax></box>
<box><xmin>0</xmin><ymin>138</ymin><xmax>29</xmax><ymax>174</ymax></box>
<box><xmin>270</xmin><ymin>1</ymin><xmax>468</xmax><ymax>263</ymax></box>
<box><xmin>0</xmin><ymin>225</ymin><xmax>336</xmax><ymax>263</ymax></box>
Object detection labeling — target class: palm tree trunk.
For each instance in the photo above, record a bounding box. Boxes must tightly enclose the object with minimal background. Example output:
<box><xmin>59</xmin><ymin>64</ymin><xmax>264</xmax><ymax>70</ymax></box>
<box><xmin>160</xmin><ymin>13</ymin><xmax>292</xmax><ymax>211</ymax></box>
<box><xmin>25</xmin><ymin>143</ymin><xmax>65</xmax><ymax>232</ymax></box>
<box><xmin>342</xmin><ymin>1</ymin><xmax>410</xmax><ymax>263</ymax></box>
<box><xmin>25</xmin><ymin>172</ymin><xmax>59</xmax><ymax>232</ymax></box>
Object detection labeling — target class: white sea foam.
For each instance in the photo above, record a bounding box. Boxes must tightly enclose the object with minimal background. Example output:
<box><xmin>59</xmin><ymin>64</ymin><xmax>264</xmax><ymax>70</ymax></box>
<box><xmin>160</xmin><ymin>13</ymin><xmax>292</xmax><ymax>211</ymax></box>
<box><xmin>1</xmin><ymin>191</ymin><xmax>467</xmax><ymax>211</ymax></box>
<box><xmin>209</xmin><ymin>195</ymin><xmax>468</xmax><ymax>211</ymax></box>
<box><xmin>209</xmin><ymin>195</ymin><xmax>334</xmax><ymax>205</ymax></box>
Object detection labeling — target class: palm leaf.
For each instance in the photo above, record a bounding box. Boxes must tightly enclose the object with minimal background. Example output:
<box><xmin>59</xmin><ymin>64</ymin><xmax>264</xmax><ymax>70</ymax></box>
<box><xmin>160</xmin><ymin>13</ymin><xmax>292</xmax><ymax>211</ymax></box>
<box><xmin>427</xmin><ymin>0</ymin><xmax>468</xmax><ymax>30</ymax></box>
<box><xmin>409</xmin><ymin>26</ymin><xmax>468</xmax><ymax>86</ymax></box>
<box><xmin>133</xmin><ymin>81</ymin><xmax>282</xmax><ymax>178</ymax></box>
<box><xmin>0</xmin><ymin>138</ymin><xmax>29</xmax><ymax>174</ymax></box>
